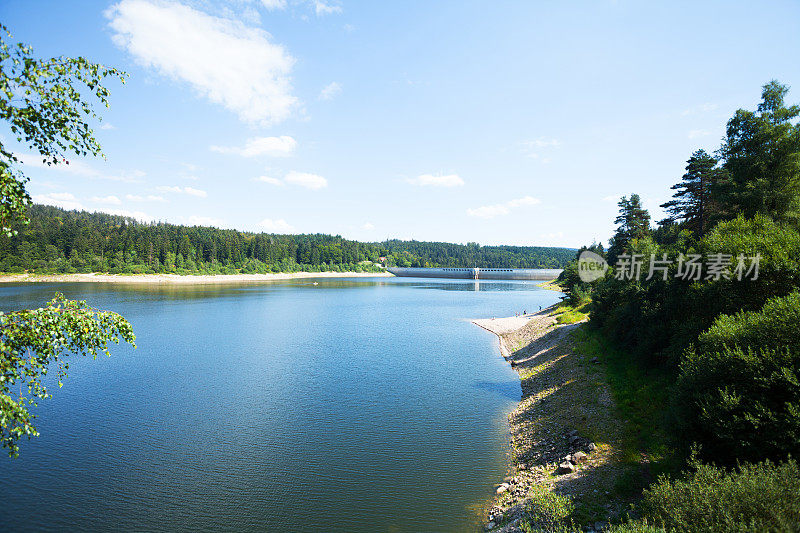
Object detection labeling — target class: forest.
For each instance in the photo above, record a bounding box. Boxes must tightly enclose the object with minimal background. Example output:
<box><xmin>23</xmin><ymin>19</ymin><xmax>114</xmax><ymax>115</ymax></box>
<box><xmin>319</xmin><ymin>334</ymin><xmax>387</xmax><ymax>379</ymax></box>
<box><xmin>556</xmin><ymin>81</ymin><xmax>800</xmax><ymax>531</ymax></box>
<box><xmin>0</xmin><ymin>204</ymin><xmax>574</xmax><ymax>275</ymax></box>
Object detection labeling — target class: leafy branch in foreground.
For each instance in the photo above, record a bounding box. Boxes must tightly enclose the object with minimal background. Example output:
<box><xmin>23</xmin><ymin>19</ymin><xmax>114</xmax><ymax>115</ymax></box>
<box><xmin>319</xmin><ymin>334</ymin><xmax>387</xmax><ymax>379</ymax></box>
<box><xmin>0</xmin><ymin>22</ymin><xmax>126</xmax><ymax>235</ymax></box>
<box><xmin>0</xmin><ymin>294</ymin><xmax>135</xmax><ymax>457</ymax></box>
<box><xmin>0</xmin><ymin>24</ymin><xmax>134</xmax><ymax>458</ymax></box>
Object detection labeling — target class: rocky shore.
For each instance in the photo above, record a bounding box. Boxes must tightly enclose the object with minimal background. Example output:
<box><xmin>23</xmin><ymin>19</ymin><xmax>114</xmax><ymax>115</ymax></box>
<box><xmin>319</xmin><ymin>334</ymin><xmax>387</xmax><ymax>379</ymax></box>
<box><xmin>473</xmin><ymin>309</ymin><xmax>630</xmax><ymax>532</ymax></box>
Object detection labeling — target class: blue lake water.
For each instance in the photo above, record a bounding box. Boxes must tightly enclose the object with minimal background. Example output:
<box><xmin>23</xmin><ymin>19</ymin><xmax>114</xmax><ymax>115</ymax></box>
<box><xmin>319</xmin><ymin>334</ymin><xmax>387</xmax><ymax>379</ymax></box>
<box><xmin>0</xmin><ymin>277</ymin><xmax>560</xmax><ymax>532</ymax></box>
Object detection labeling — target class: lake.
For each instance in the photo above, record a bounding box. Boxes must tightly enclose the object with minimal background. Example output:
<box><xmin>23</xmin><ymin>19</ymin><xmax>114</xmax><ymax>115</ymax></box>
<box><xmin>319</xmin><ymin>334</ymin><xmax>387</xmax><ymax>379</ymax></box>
<box><xmin>0</xmin><ymin>277</ymin><xmax>560</xmax><ymax>532</ymax></box>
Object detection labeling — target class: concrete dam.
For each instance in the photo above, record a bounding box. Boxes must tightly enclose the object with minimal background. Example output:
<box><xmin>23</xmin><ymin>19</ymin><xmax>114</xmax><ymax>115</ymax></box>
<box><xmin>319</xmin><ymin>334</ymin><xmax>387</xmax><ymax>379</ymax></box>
<box><xmin>387</xmin><ymin>267</ymin><xmax>562</xmax><ymax>280</ymax></box>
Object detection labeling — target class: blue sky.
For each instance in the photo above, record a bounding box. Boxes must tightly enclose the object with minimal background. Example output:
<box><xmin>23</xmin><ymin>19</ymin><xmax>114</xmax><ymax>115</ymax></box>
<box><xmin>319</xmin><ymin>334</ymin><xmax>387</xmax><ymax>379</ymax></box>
<box><xmin>1</xmin><ymin>0</ymin><xmax>799</xmax><ymax>247</ymax></box>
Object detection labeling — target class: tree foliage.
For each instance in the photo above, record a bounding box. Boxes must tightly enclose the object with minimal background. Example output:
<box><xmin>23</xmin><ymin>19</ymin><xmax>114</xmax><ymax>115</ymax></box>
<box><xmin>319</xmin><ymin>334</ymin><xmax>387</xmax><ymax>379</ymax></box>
<box><xmin>0</xmin><ymin>204</ymin><xmax>575</xmax><ymax>274</ymax></box>
<box><xmin>0</xmin><ymin>24</ymin><xmax>125</xmax><ymax>235</ymax></box>
<box><xmin>0</xmin><ymin>25</ymin><xmax>133</xmax><ymax>457</ymax></box>
<box><xmin>607</xmin><ymin>194</ymin><xmax>651</xmax><ymax>264</ymax></box>
<box><xmin>660</xmin><ymin>149</ymin><xmax>724</xmax><ymax>235</ymax></box>
<box><xmin>611</xmin><ymin>459</ymin><xmax>800</xmax><ymax>532</ymax></box>
<box><xmin>717</xmin><ymin>80</ymin><xmax>800</xmax><ymax>223</ymax></box>
<box><xmin>0</xmin><ymin>294</ymin><xmax>135</xmax><ymax>457</ymax></box>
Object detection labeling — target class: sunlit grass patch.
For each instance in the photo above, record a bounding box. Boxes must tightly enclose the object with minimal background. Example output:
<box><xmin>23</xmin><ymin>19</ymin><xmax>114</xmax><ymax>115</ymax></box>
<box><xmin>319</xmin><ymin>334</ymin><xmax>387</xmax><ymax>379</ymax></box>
<box><xmin>552</xmin><ymin>301</ymin><xmax>590</xmax><ymax>324</ymax></box>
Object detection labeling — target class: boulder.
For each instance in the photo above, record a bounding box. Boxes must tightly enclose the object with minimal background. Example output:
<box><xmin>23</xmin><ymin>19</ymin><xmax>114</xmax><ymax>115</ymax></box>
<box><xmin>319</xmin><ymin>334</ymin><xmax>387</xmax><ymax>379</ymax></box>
<box><xmin>496</xmin><ymin>483</ymin><xmax>510</xmax><ymax>495</ymax></box>
<box><xmin>556</xmin><ymin>461</ymin><xmax>575</xmax><ymax>475</ymax></box>
<box><xmin>572</xmin><ymin>451</ymin><xmax>588</xmax><ymax>463</ymax></box>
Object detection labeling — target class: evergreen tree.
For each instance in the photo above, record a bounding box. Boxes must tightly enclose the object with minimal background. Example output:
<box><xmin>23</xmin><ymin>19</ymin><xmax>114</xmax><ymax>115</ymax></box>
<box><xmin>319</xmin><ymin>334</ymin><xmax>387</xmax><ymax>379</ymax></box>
<box><xmin>607</xmin><ymin>194</ymin><xmax>651</xmax><ymax>264</ymax></box>
<box><xmin>717</xmin><ymin>80</ymin><xmax>800</xmax><ymax>222</ymax></box>
<box><xmin>661</xmin><ymin>149</ymin><xmax>723</xmax><ymax>235</ymax></box>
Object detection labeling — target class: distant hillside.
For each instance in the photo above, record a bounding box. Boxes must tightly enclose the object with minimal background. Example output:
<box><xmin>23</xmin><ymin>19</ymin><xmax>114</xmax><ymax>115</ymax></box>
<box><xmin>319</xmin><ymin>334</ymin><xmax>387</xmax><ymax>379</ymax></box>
<box><xmin>0</xmin><ymin>205</ymin><xmax>575</xmax><ymax>275</ymax></box>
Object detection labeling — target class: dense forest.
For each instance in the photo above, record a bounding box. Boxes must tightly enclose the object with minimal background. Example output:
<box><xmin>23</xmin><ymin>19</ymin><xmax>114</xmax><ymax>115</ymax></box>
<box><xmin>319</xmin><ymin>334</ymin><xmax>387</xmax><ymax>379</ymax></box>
<box><xmin>555</xmin><ymin>81</ymin><xmax>800</xmax><ymax>530</ymax></box>
<box><xmin>0</xmin><ymin>205</ymin><xmax>574</xmax><ymax>275</ymax></box>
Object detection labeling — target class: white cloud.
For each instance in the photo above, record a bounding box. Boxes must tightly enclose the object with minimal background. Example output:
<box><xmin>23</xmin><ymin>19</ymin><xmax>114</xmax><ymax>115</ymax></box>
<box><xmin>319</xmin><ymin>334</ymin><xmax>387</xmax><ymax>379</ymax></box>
<box><xmin>99</xmin><ymin>123</ymin><xmax>116</xmax><ymax>130</ymax></box>
<box><xmin>319</xmin><ymin>81</ymin><xmax>342</xmax><ymax>101</ymax></box>
<box><xmin>467</xmin><ymin>195</ymin><xmax>541</xmax><ymax>219</ymax></box>
<box><xmin>187</xmin><ymin>215</ymin><xmax>225</xmax><ymax>227</ymax></box>
<box><xmin>126</xmin><ymin>194</ymin><xmax>166</xmax><ymax>202</ymax></box>
<box><xmin>156</xmin><ymin>185</ymin><xmax>208</xmax><ymax>197</ymax></box>
<box><xmin>314</xmin><ymin>0</ymin><xmax>342</xmax><ymax>15</ymax></box>
<box><xmin>406</xmin><ymin>173</ymin><xmax>464</xmax><ymax>187</ymax></box>
<box><xmin>688</xmin><ymin>129</ymin><xmax>711</xmax><ymax>139</ymax></box>
<box><xmin>156</xmin><ymin>185</ymin><xmax>182</xmax><ymax>193</ymax></box>
<box><xmin>253</xmin><ymin>176</ymin><xmax>284</xmax><ymax>186</ymax></box>
<box><xmin>33</xmin><ymin>192</ymin><xmax>83</xmax><ymax>211</ymax></box>
<box><xmin>507</xmin><ymin>196</ymin><xmax>540</xmax><ymax>208</ymax></box>
<box><xmin>466</xmin><ymin>204</ymin><xmax>510</xmax><ymax>218</ymax></box>
<box><xmin>107</xmin><ymin>0</ymin><xmax>297</xmax><ymax>125</ymax></box>
<box><xmin>184</xmin><ymin>187</ymin><xmax>207</xmax><ymax>198</ymax></box>
<box><xmin>260</xmin><ymin>0</ymin><xmax>287</xmax><ymax>10</ymax></box>
<box><xmin>362</xmin><ymin>222</ymin><xmax>375</xmax><ymax>230</ymax></box>
<box><xmin>258</xmin><ymin>218</ymin><xmax>295</xmax><ymax>232</ymax></box>
<box><xmin>285</xmin><ymin>171</ymin><xmax>327</xmax><ymax>190</ymax></box>
<box><xmin>210</xmin><ymin>136</ymin><xmax>296</xmax><ymax>157</ymax></box>
<box><xmin>18</xmin><ymin>153</ymin><xmax>144</xmax><ymax>182</ymax></box>
<box><xmin>90</xmin><ymin>195</ymin><xmax>122</xmax><ymax>205</ymax></box>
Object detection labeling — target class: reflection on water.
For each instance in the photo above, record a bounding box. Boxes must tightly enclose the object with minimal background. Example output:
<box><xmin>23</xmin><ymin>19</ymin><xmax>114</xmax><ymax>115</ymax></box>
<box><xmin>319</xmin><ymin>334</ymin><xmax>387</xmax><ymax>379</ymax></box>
<box><xmin>0</xmin><ymin>277</ymin><xmax>559</xmax><ymax>532</ymax></box>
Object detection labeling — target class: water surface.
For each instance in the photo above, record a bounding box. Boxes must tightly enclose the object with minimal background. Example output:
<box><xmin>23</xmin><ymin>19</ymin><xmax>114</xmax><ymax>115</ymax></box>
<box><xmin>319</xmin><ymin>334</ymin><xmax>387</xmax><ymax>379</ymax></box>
<box><xmin>0</xmin><ymin>277</ymin><xmax>559</xmax><ymax>532</ymax></box>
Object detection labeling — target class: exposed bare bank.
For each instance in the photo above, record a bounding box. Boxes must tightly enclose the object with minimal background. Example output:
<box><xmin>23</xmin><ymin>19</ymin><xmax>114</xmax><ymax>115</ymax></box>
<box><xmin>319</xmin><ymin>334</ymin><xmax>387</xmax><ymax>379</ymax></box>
<box><xmin>473</xmin><ymin>310</ymin><xmax>630</xmax><ymax>532</ymax></box>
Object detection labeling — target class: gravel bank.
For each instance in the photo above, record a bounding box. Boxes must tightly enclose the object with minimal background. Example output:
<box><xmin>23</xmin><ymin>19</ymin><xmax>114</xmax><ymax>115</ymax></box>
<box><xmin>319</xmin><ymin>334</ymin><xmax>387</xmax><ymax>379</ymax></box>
<box><xmin>473</xmin><ymin>308</ymin><xmax>630</xmax><ymax>532</ymax></box>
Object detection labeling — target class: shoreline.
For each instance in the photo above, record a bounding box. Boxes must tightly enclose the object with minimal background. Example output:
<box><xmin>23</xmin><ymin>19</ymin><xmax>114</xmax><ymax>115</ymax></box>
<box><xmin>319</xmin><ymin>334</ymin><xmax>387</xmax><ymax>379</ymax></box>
<box><xmin>471</xmin><ymin>307</ymin><xmax>628</xmax><ymax>532</ymax></box>
<box><xmin>0</xmin><ymin>271</ymin><xmax>393</xmax><ymax>284</ymax></box>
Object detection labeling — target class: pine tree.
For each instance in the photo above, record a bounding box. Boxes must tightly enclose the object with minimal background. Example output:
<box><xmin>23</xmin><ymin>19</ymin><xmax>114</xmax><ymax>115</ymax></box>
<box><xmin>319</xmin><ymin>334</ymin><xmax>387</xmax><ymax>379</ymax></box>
<box><xmin>661</xmin><ymin>150</ymin><xmax>723</xmax><ymax>235</ymax></box>
<box><xmin>717</xmin><ymin>80</ymin><xmax>800</xmax><ymax>222</ymax></box>
<box><xmin>607</xmin><ymin>194</ymin><xmax>651</xmax><ymax>264</ymax></box>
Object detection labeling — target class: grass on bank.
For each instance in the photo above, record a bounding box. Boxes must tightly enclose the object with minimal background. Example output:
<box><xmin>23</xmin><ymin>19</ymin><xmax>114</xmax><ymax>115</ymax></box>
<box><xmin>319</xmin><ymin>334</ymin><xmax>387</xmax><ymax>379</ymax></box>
<box><xmin>572</xmin><ymin>325</ymin><xmax>678</xmax><ymax>495</ymax></box>
<box><xmin>550</xmin><ymin>284</ymin><xmax>592</xmax><ymax>325</ymax></box>
<box><xmin>552</xmin><ymin>301</ymin><xmax>590</xmax><ymax>325</ymax></box>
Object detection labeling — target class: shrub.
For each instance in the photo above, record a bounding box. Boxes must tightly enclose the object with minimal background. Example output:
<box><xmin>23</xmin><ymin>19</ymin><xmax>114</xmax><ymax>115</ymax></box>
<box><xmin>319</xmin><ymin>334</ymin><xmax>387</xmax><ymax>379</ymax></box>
<box><xmin>699</xmin><ymin>291</ymin><xmax>800</xmax><ymax>353</ymax></box>
<box><xmin>519</xmin><ymin>487</ymin><xmax>576</xmax><ymax>533</ymax></box>
<box><xmin>610</xmin><ymin>459</ymin><xmax>800</xmax><ymax>532</ymax></box>
<box><xmin>673</xmin><ymin>292</ymin><xmax>800</xmax><ymax>464</ymax></box>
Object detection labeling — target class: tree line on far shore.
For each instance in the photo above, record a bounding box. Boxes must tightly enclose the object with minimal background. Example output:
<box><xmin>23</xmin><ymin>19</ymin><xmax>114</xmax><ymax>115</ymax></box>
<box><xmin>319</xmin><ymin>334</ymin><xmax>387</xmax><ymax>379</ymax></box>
<box><xmin>0</xmin><ymin>204</ymin><xmax>575</xmax><ymax>275</ymax></box>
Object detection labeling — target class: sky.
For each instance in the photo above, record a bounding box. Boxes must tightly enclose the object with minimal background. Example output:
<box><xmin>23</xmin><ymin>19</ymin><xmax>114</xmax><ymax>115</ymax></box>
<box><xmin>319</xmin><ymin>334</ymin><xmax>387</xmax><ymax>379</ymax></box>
<box><xmin>1</xmin><ymin>0</ymin><xmax>799</xmax><ymax>248</ymax></box>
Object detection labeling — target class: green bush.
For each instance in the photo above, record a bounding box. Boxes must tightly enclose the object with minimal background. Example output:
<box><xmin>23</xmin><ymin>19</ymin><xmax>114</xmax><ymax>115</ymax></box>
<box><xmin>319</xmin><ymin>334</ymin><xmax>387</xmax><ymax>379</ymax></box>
<box><xmin>611</xmin><ymin>459</ymin><xmax>800</xmax><ymax>532</ymax></box>
<box><xmin>699</xmin><ymin>291</ymin><xmax>800</xmax><ymax>353</ymax></box>
<box><xmin>674</xmin><ymin>292</ymin><xmax>800</xmax><ymax>464</ymax></box>
<box><xmin>519</xmin><ymin>487</ymin><xmax>576</xmax><ymax>533</ymax></box>
<box><xmin>699</xmin><ymin>214</ymin><xmax>800</xmax><ymax>317</ymax></box>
